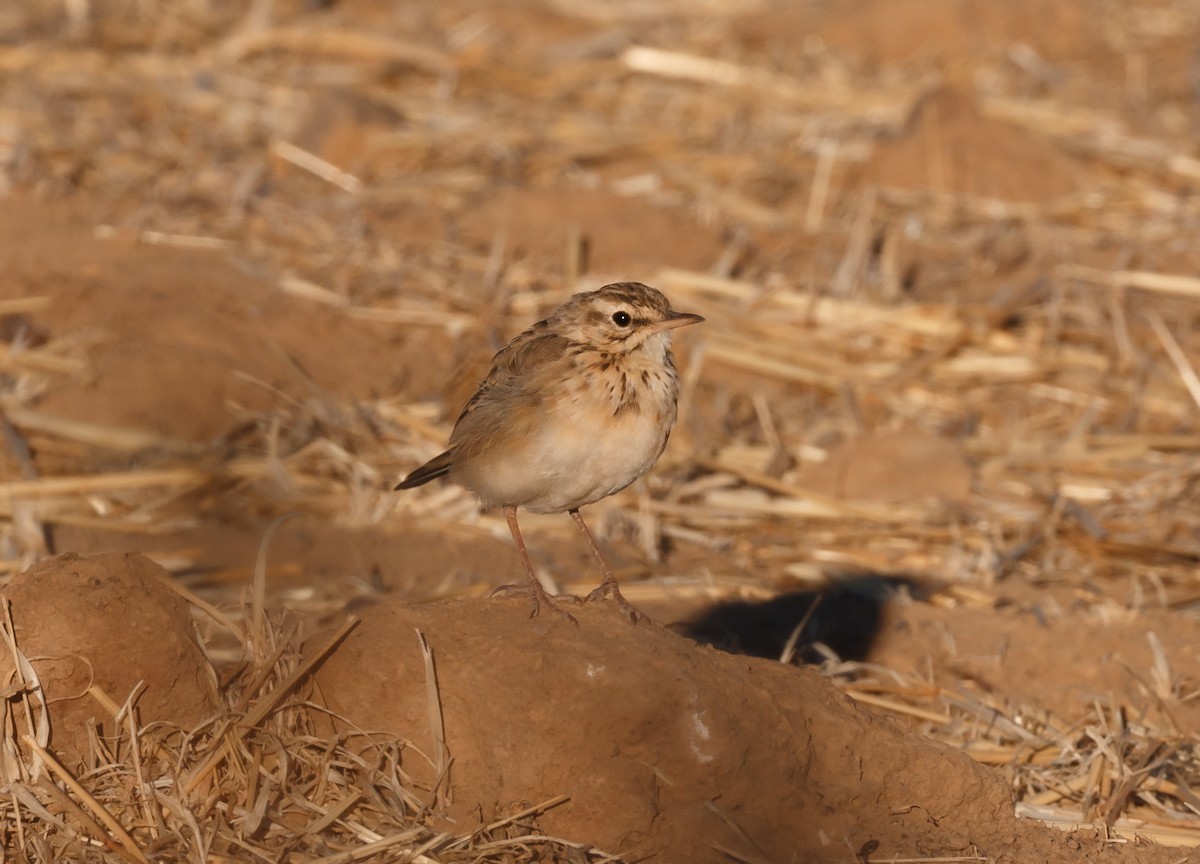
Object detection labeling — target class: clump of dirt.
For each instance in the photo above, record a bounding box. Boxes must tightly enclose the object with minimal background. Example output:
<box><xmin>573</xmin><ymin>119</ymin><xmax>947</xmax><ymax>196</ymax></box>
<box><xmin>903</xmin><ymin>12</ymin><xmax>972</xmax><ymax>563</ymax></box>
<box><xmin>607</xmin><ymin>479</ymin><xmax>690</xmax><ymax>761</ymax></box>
<box><xmin>793</xmin><ymin>427</ymin><xmax>974</xmax><ymax>504</ymax></box>
<box><xmin>316</xmin><ymin>596</ymin><xmax>1022</xmax><ymax>862</ymax></box>
<box><xmin>864</xmin><ymin>87</ymin><xmax>1090</xmax><ymax>203</ymax></box>
<box><xmin>1</xmin><ymin>552</ymin><xmax>220</xmax><ymax>765</ymax></box>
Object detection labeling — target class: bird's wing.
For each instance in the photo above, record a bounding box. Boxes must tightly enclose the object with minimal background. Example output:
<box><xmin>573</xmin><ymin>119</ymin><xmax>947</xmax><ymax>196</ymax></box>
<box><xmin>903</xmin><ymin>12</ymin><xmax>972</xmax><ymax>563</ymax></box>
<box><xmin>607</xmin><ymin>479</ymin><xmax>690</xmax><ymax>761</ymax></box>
<box><xmin>450</xmin><ymin>321</ymin><xmax>565</xmax><ymax>429</ymax></box>
<box><xmin>448</xmin><ymin>316</ymin><xmax>568</xmax><ymax>451</ymax></box>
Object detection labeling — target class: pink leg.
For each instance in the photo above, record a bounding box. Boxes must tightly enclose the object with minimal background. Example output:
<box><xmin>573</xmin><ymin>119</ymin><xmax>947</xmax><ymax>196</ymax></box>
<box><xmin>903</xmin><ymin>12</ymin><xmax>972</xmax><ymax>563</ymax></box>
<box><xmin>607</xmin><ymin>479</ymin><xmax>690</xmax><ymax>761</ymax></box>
<box><xmin>569</xmin><ymin>509</ymin><xmax>649</xmax><ymax>624</ymax></box>
<box><xmin>504</xmin><ymin>505</ymin><xmax>577</xmax><ymax>625</ymax></box>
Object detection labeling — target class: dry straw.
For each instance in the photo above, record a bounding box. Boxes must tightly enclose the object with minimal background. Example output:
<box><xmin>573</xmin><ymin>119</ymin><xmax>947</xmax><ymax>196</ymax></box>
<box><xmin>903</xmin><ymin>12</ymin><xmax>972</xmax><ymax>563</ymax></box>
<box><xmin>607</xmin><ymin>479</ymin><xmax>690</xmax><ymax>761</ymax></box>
<box><xmin>820</xmin><ymin>645</ymin><xmax>1200</xmax><ymax>847</ymax></box>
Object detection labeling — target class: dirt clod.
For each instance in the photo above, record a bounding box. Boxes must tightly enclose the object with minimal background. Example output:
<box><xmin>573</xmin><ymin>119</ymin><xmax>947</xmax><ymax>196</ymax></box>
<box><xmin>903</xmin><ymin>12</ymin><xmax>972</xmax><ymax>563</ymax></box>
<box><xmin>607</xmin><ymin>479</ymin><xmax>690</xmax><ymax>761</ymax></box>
<box><xmin>316</xmin><ymin>597</ymin><xmax>1014</xmax><ymax>861</ymax></box>
<box><xmin>1</xmin><ymin>552</ymin><xmax>220</xmax><ymax>765</ymax></box>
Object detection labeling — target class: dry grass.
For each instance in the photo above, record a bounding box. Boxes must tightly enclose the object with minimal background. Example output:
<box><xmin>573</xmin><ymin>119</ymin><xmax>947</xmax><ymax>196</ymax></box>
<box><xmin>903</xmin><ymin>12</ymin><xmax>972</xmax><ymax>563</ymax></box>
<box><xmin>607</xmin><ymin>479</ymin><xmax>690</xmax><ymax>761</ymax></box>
<box><xmin>824</xmin><ymin>649</ymin><xmax>1200</xmax><ymax>848</ymax></box>
<box><xmin>3</xmin><ymin>0</ymin><xmax>1200</xmax><ymax>851</ymax></box>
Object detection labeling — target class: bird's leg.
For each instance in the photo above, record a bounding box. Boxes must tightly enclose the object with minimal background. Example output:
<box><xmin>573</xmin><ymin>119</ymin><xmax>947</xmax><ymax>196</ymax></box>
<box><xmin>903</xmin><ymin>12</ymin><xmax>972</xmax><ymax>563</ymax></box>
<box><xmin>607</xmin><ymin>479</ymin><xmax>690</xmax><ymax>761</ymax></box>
<box><xmin>569</xmin><ymin>509</ymin><xmax>650</xmax><ymax>624</ymax></box>
<box><xmin>503</xmin><ymin>505</ymin><xmax>578</xmax><ymax>625</ymax></box>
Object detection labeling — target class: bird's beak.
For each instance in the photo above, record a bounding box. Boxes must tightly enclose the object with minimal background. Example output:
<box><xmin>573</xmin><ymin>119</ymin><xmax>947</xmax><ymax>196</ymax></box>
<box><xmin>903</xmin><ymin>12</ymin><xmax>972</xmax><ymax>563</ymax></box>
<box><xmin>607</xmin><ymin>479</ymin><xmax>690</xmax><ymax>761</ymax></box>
<box><xmin>646</xmin><ymin>310</ymin><xmax>705</xmax><ymax>334</ymax></box>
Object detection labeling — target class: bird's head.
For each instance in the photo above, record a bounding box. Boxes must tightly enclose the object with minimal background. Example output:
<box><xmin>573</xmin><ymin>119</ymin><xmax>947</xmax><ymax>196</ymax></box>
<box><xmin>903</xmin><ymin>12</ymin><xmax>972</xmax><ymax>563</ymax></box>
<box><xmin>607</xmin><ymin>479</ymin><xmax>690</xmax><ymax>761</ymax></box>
<box><xmin>554</xmin><ymin>282</ymin><xmax>704</xmax><ymax>353</ymax></box>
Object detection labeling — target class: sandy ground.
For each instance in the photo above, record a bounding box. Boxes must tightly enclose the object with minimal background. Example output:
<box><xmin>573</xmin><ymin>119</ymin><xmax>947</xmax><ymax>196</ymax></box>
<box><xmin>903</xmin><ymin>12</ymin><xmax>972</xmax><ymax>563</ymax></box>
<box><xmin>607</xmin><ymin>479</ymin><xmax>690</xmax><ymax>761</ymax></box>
<box><xmin>4</xmin><ymin>1</ymin><xmax>1200</xmax><ymax>862</ymax></box>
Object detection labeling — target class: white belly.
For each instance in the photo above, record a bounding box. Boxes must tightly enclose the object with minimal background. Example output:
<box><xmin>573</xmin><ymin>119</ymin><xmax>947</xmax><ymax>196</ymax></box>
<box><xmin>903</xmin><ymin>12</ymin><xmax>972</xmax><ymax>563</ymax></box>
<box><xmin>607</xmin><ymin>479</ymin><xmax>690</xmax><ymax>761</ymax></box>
<box><xmin>526</xmin><ymin>404</ymin><xmax>670</xmax><ymax>512</ymax></box>
<box><xmin>456</xmin><ymin>392</ymin><xmax>673</xmax><ymax>513</ymax></box>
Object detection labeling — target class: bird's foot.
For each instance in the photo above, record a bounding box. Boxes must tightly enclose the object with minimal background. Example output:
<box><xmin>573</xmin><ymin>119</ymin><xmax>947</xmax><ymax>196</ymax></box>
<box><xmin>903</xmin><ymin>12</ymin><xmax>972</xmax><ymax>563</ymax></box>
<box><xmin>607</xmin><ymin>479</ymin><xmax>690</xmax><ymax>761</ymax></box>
<box><xmin>584</xmin><ymin>578</ymin><xmax>650</xmax><ymax>625</ymax></box>
<box><xmin>493</xmin><ymin>582</ymin><xmax>580</xmax><ymax>625</ymax></box>
<box><xmin>531</xmin><ymin>593</ymin><xmax>581</xmax><ymax>626</ymax></box>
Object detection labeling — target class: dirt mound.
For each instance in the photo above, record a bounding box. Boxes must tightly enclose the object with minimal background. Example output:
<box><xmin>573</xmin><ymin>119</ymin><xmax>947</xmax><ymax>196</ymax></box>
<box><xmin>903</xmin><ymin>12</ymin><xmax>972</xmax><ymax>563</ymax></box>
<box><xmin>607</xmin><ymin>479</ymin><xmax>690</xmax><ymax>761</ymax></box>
<box><xmin>1</xmin><ymin>552</ymin><xmax>221</xmax><ymax>765</ymax></box>
<box><xmin>864</xmin><ymin>87</ymin><xmax>1089</xmax><ymax>204</ymax></box>
<box><xmin>316</xmin><ymin>597</ymin><xmax>1010</xmax><ymax>861</ymax></box>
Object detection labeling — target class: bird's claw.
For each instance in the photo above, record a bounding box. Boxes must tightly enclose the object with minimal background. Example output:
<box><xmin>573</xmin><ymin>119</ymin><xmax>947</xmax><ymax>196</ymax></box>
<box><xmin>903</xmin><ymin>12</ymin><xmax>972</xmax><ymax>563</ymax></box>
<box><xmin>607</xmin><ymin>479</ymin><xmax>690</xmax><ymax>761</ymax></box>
<box><xmin>530</xmin><ymin>594</ymin><xmax>580</xmax><ymax>626</ymax></box>
<box><xmin>494</xmin><ymin>582</ymin><xmax>580</xmax><ymax>625</ymax></box>
<box><xmin>584</xmin><ymin>580</ymin><xmax>650</xmax><ymax>624</ymax></box>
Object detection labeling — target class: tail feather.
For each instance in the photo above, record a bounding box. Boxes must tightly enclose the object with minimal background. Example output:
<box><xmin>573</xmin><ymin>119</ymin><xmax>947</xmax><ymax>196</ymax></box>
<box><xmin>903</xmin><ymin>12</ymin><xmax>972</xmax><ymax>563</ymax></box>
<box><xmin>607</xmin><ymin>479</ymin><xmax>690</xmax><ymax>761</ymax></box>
<box><xmin>395</xmin><ymin>450</ymin><xmax>453</xmax><ymax>490</ymax></box>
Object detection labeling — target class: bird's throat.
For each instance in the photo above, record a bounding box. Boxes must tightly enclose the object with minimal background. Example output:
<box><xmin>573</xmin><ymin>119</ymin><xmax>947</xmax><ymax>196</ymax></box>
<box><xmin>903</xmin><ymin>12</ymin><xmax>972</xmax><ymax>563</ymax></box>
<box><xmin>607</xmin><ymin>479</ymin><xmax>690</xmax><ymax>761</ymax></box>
<box><xmin>575</xmin><ymin>336</ymin><xmax>678</xmax><ymax>419</ymax></box>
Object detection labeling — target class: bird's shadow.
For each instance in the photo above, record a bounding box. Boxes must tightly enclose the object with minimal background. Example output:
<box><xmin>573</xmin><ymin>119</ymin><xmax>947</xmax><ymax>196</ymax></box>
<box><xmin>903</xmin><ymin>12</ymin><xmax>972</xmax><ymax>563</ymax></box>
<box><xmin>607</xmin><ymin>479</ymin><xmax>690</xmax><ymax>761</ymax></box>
<box><xmin>676</xmin><ymin>571</ymin><xmax>921</xmax><ymax>664</ymax></box>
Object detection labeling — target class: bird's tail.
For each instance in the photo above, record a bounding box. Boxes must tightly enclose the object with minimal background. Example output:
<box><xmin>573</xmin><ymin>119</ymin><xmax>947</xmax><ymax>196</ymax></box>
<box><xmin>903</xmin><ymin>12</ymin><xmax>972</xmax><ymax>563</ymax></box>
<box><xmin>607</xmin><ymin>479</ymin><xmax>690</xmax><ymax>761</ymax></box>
<box><xmin>395</xmin><ymin>450</ymin><xmax>453</xmax><ymax>490</ymax></box>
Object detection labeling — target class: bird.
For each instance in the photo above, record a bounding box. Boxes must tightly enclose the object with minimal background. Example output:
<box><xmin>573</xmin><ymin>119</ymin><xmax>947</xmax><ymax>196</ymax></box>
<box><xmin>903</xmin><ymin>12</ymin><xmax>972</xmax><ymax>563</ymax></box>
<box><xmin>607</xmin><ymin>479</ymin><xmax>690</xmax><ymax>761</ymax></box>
<box><xmin>396</xmin><ymin>282</ymin><xmax>704</xmax><ymax>624</ymax></box>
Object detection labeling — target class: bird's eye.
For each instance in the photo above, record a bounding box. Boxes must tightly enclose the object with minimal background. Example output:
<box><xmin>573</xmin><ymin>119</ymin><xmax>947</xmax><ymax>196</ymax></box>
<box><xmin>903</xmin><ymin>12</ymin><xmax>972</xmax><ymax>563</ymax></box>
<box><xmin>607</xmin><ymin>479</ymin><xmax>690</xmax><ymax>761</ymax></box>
<box><xmin>612</xmin><ymin>311</ymin><xmax>632</xmax><ymax>327</ymax></box>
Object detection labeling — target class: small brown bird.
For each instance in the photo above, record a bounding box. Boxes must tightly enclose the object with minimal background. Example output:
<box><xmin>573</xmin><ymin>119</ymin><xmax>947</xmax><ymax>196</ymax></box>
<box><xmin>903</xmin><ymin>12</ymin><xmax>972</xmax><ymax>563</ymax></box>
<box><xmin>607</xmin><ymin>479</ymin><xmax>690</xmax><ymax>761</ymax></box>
<box><xmin>396</xmin><ymin>282</ymin><xmax>703</xmax><ymax>623</ymax></box>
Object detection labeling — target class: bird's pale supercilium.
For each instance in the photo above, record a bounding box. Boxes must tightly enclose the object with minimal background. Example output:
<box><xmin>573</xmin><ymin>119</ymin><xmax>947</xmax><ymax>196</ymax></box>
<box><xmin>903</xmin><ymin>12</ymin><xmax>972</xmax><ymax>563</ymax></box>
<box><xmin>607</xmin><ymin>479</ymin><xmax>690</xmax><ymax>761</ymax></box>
<box><xmin>396</xmin><ymin>282</ymin><xmax>704</xmax><ymax>624</ymax></box>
